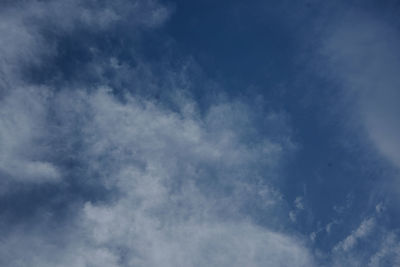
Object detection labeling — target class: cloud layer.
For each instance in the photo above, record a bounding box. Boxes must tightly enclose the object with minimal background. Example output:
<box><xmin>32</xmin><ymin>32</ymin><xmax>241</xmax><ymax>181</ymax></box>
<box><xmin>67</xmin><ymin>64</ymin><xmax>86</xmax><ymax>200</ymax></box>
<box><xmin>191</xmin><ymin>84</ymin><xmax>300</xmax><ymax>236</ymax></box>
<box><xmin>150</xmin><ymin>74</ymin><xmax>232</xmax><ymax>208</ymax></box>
<box><xmin>0</xmin><ymin>88</ymin><xmax>313</xmax><ymax>267</ymax></box>
<box><xmin>2</xmin><ymin>0</ymin><xmax>399</xmax><ymax>266</ymax></box>
<box><xmin>321</xmin><ymin>9</ymin><xmax>400</xmax><ymax>170</ymax></box>
<box><xmin>0</xmin><ymin>1</ymin><xmax>314</xmax><ymax>266</ymax></box>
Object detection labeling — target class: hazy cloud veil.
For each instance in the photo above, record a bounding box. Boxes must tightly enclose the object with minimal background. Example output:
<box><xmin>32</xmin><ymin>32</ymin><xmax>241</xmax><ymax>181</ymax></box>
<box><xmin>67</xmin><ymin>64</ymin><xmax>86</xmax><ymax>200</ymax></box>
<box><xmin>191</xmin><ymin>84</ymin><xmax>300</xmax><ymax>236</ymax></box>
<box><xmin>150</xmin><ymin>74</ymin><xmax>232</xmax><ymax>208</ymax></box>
<box><xmin>0</xmin><ymin>1</ymin><xmax>314</xmax><ymax>266</ymax></box>
<box><xmin>321</xmin><ymin>9</ymin><xmax>400</xmax><ymax>171</ymax></box>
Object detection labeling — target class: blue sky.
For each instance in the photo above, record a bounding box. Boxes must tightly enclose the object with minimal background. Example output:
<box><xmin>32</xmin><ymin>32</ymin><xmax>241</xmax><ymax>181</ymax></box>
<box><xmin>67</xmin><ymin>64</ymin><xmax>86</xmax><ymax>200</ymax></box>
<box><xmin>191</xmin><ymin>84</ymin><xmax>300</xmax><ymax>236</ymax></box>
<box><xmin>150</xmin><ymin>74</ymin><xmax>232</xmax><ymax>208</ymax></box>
<box><xmin>0</xmin><ymin>0</ymin><xmax>399</xmax><ymax>266</ymax></box>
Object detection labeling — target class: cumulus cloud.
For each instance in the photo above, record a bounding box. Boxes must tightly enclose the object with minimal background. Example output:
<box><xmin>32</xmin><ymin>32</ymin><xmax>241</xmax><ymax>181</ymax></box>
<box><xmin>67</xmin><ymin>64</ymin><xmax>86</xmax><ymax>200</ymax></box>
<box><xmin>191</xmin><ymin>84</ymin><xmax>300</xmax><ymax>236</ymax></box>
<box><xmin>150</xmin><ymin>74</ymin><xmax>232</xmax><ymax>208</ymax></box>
<box><xmin>0</xmin><ymin>87</ymin><xmax>61</xmax><ymax>185</ymax></box>
<box><xmin>0</xmin><ymin>0</ymin><xmax>169</xmax><ymax>89</ymax></box>
<box><xmin>0</xmin><ymin>1</ymin><xmax>315</xmax><ymax>266</ymax></box>
<box><xmin>0</xmin><ymin>88</ymin><xmax>314</xmax><ymax>267</ymax></box>
<box><xmin>77</xmin><ymin>88</ymin><xmax>310</xmax><ymax>266</ymax></box>
<box><xmin>0</xmin><ymin>0</ymin><xmax>170</xmax><ymax>184</ymax></box>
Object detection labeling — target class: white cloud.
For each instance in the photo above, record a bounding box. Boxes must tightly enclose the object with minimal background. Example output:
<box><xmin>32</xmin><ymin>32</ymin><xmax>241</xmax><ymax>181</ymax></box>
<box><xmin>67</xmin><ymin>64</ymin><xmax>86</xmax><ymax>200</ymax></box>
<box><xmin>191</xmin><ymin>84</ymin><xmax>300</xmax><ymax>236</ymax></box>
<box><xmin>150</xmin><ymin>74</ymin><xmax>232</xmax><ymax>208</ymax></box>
<box><xmin>0</xmin><ymin>0</ymin><xmax>169</xmax><ymax>89</ymax></box>
<box><xmin>333</xmin><ymin>217</ymin><xmax>375</xmax><ymax>252</ymax></box>
<box><xmin>76</xmin><ymin>89</ymin><xmax>310</xmax><ymax>266</ymax></box>
<box><xmin>329</xmin><ymin>220</ymin><xmax>400</xmax><ymax>267</ymax></box>
<box><xmin>289</xmin><ymin>210</ymin><xmax>297</xmax><ymax>222</ymax></box>
<box><xmin>325</xmin><ymin>220</ymin><xmax>338</xmax><ymax>234</ymax></box>
<box><xmin>289</xmin><ymin>196</ymin><xmax>305</xmax><ymax>223</ymax></box>
<box><xmin>0</xmin><ymin>1</ymin><xmax>317</xmax><ymax>266</ymax></box>
<box><xmin>375</xmin><ymin>202</ymin><xmax>385</xmax><ymax>214</ymax></box>
<box><xmin>368</xmin><ymin>232</ymin><xmax>400</xmax><ymax>267</ymax></box>
<box><xmin>295</xmin><ymin>196</ymin><xmax>305</xmax><ymax>210</ymax></box>
<box><xmin>0</xmin><ymin>0</ymin><xmax>170</xmax><ymax>185</ymax></box>
<box><xmin>0</xmin><ymin>87</ymin><xmax>60</xmax><ymax>185</ymax></box>
<box><xmin>0</xmin><ymin>88</ymin><xmax>314</xmax><ymax>266</ymax></box>
<box><xmin>321</xmin><ymin>11</ymin><xmax>400</xmax><ymax>170</ymax></box>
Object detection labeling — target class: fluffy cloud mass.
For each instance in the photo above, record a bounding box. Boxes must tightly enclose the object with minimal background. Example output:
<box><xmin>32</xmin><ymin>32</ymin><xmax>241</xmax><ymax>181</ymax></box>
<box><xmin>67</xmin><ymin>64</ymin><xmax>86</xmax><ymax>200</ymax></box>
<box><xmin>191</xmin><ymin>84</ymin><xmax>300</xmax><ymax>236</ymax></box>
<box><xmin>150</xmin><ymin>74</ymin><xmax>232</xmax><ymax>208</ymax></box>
<box><xmin>0</xmin><ymin>1</ymin><xmax>314</xmax><ymax>266</ymax></box>
<box><xmin>0</xmin><ymin>89</ymin><xmax>314</xmax><ymax>266</ymax></box>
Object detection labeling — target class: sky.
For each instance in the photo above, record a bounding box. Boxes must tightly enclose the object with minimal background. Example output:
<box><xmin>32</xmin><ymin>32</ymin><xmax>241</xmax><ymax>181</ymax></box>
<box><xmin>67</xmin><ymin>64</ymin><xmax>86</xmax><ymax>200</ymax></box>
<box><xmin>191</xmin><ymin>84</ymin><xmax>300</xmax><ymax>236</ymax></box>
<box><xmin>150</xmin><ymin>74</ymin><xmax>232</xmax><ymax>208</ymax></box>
<box><xmin>0</xmin><ymin>0</ymin><xmax>399</xmax><ymax>266</ymax></box>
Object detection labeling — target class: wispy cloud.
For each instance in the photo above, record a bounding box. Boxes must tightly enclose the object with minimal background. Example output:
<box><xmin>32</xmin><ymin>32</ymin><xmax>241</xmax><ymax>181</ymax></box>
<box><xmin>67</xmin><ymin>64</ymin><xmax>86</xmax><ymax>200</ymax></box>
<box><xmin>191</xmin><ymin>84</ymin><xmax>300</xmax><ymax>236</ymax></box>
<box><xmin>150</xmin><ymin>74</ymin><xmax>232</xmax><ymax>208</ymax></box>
<box><xmin>320</xmin><ymin>9</ymin><xmax>400</xmax><ymax>170</ymax></box>
<box><xmin>0</xmin><ymin>1</ymin><xmax>314</xmax><ymax>266</ymax></box>
<box><xmin>0</xmin><ymin>87</ymin><xmax>313</xmax><ymax>266</ymax></box>
<box><xmin>333</xmin><ymin>217</ymin><xmax>375</xmax><ymax>252</ymax></box>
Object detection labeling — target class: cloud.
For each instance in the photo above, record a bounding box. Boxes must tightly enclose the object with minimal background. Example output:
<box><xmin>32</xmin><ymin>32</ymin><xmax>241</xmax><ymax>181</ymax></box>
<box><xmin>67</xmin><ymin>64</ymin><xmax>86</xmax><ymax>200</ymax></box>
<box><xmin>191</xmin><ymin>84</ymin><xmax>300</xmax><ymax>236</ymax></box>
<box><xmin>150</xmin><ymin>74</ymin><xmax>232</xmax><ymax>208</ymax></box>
<box><xmin>0</xmin><ymin>0</ymin><xmax>170</xmax><ymax>185</ymax></box>
<box><xmin>0</xmin><ymin>0</ymin><xmax>169</xmax><ymax>89</ymax></box>
<box><xmin>0</xmin><ymin>88</ymin><xmax>313</xmax><ymax>267</ymax></box>
<box><xmin>368</xmin><ymin>232</ymin><xmax>400</xmax><ymax>267</ymax></box>
<box><xmin>295</xmin><ymin>196</ymin><xmax>305</xmax><ymax>210</ymax></box>
<box><xmin>289</xmin><ymin>196</ymin><xmax>305</xmax><ymax>223</ymax></box>
<box><xmin>0</xmin><ymin>1</ymin><xmax>315</xmax><ymax>266</ymax></box>
<box><xmin>333</xmin><ymin>217</ymin><xmax>375</xmax><ymax>252</ymax></box>
<box><xmin>328</xmin><ymin>215</ymin><xmax>400</xmax><ymax>267</ymax></box>
<box><xmin>75</xmin><ymin>88</ymin><xmax>310</xmax><ymax>266</ymax></box>
<box><xmin>0</xmin><ymin>87</ymin><xmax>61</xmax><ymax>185</ymax></box>
<box><xmin>320</xmin><ymin>10</ymin><xmax>400</xmax><ymax>170</ymax></box>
